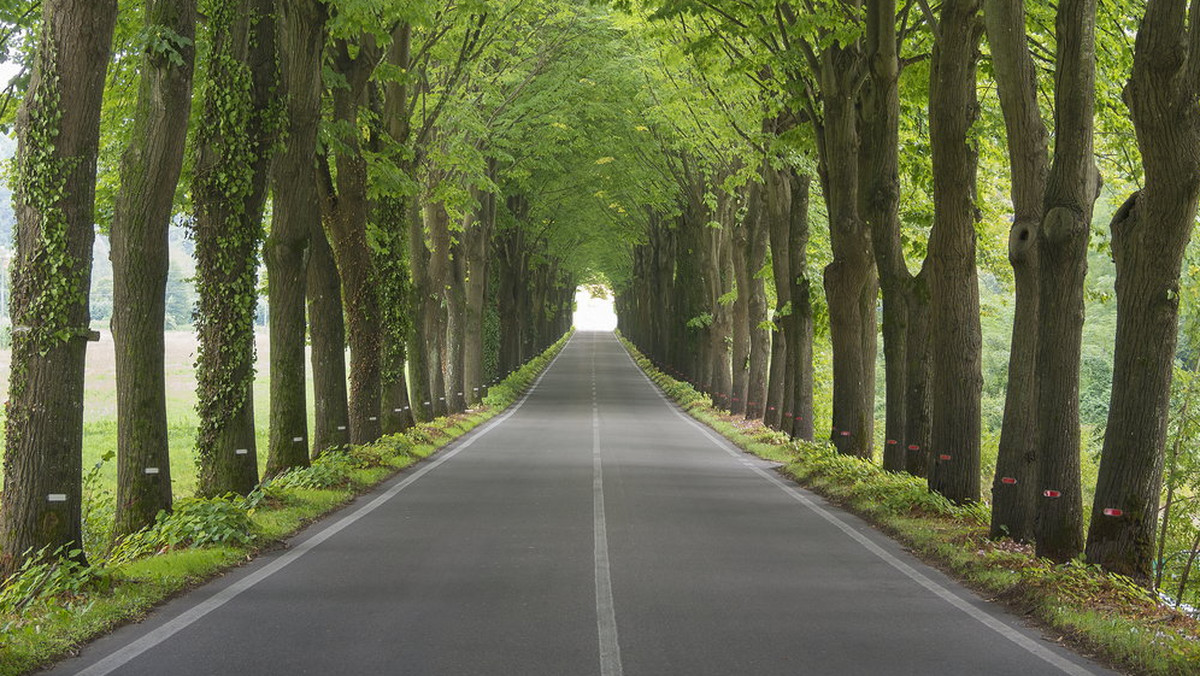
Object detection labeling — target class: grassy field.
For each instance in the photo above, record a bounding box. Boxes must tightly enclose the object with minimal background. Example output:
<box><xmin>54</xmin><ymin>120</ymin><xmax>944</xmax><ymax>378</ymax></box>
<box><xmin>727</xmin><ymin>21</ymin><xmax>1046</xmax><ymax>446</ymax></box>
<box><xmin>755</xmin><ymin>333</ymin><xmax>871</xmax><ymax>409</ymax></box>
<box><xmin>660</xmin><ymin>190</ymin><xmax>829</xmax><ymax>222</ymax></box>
<box><xmin>0</xmin><ymin>330</ymin><xmax>319</xmax><ymax>497</ymax></box>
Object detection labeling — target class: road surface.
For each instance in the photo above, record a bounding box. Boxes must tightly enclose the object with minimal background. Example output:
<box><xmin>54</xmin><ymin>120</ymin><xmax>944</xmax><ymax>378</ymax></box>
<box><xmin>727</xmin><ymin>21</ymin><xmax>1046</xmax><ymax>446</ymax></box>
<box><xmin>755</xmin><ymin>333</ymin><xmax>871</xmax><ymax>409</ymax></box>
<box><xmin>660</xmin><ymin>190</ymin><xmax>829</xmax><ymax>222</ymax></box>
<box><xmin>46</xmin><ymin>331</ymin><xmax>1119</xmax><ymax>676</ymax></box>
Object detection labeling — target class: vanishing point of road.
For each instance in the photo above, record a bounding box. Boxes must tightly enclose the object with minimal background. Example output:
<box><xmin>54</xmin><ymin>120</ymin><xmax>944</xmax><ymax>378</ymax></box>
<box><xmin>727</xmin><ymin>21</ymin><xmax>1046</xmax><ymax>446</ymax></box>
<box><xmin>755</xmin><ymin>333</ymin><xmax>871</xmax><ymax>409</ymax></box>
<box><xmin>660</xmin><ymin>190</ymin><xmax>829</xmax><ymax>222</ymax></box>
<box><xmin>46</xmin><ymin>331</ymin><xmax>1119</xmax><ymax>676</ymax></box>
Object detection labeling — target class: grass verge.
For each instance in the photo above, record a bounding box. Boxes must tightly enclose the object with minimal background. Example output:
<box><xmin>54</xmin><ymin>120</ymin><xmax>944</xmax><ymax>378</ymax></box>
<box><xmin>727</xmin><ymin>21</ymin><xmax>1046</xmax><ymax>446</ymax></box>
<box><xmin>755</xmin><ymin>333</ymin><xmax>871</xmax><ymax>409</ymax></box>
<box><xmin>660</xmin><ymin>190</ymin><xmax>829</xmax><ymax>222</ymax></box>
<box><xmin>619</xmin><ymin>333</ymin><xmax>1200</xmax><ymax>676</ymax></box>
<box><xmin>0</xmin><ymin>331</ymin><xmax>572</xmax><ymax>676</ymax></box>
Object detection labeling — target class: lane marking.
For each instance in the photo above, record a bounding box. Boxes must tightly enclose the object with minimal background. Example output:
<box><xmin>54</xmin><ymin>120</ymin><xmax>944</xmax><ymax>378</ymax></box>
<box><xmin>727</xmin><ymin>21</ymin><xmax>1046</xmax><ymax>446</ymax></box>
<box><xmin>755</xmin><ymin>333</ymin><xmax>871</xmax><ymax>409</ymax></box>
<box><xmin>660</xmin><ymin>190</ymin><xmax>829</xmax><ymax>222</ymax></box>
<box><xmin>615</xmin><ymin>336</ymin><xmax>1094</xmax><ymax>676</ymax></box>
<box><xmin>592</xmin><ymin>337</ymin><xmax>624</xmax><ymax>676</ymax></box>
<box><xmin>74</xmin><ymin>337</ymin><xmax>575</xmax><ymax>676</ymax></box>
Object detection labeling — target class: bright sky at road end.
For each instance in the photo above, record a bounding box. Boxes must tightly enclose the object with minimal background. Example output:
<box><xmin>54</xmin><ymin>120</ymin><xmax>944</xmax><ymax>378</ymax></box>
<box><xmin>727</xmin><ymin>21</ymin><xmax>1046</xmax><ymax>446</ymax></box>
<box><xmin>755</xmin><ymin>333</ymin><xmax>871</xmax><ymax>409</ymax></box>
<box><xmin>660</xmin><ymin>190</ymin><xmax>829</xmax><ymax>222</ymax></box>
<box><xmin>575</xmin><ymin>286</ymin><xmax>617</xmax><ymax>332</ymax></box>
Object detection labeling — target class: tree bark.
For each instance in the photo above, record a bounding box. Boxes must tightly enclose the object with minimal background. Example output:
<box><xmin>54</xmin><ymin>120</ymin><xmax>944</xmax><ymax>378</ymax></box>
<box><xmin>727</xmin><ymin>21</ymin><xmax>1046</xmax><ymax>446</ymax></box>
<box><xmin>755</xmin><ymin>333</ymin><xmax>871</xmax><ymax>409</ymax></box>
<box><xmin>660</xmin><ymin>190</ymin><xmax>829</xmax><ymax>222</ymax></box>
<box><xmin>0</xmin><ymin>0</ymin><xmax>117</xmax><ymax>575</ymax></box>
<box><xmin>984</xmin><ymin>0</ymin><xmax>1049</xmax><ymax>540</ymax></box>
<box><xmin>464</xmin><ymin>165</ymin><xmax>496</xmax><ymax>406</ymax></box>
<box><xmin>729</xmin><ymin>185</ymin><xmax>752</xmax><ymax>416</ymax></box>
<box><xmin>192</xmin><ymin>0</ymin><xmax>278</xmax><ymax>498</ymax></box>
<box><xmin>903</xmin><ymin>271</ymin><xmax>932</xmax><ymax>475</ymax></box>
<box><xmin>788</xmin><ymin>171</ymin><xmax>816</xmax><ymax>441</ymax></box>
<box><xmin>1033</xmin><ymin>0</ymin><xmax>1100</xmax><ymax>563</ymax></box>
<box><xmin>379</xmin><ymin>29</ymin><xmax>415</xmax><ymax>433</ymax></box>
<box><xmin>265</xmin><ymin>0</ymin><xmax>326</xmax><ymax>476</ymax></box>
<box><xmin>818</xmin><ymin>55</ymin><xmax>877</xmax><ymax>458</ymax></box>
<box><xmin>307</xmin><ymin>212</ymin><xmax>350</xmax><ymax>456</ymax></box>
<box><xmin>926</xmin><ymin>1</ymin><xmax>984</xmax><ymax>504</ymax></box>
<box><xmin>862</xmin><ymin>0</ymin><xmax>913</xmax><ymax>470</ymax></box>
<box><xmin>422</xmin><ymin>195</ymin><xmax>452</xmax><ymax>417</ymax></box>
<box><xmin>323</xmin><ymin>40</ymin><xmax>382</xmax><ymax>444</ymax></box>
<box><xmin>745</xmin><ymin>176</ymin><xmax>771</xmax><ymax>421</ymax></box>
<box><xmin>765</xmin><ymin>163</ymin><xmax>791</xmax><ymax>431</ymax></box>
<box><xmin>110</xmin><ymin>0</ymin><xmax>195</xmax><ymax>540</ymax></box>
<box><xmin>1087</xmin><ymin>0</ymin><xmax>1200</xmax><ymax>580</ymax></box>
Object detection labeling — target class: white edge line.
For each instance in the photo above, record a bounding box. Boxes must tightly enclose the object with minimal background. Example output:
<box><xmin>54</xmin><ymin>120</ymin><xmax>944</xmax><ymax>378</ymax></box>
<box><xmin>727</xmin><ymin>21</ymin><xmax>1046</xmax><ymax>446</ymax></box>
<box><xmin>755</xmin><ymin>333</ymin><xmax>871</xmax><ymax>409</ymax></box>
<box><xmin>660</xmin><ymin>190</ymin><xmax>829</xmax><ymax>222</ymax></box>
<box><xmin>75</xmin><ymin>336</ymin><xmax>574</xmax><ymax>676</ymax></box>
<box><xmin>615</xmin><ymin>338</ymin><xmax>1094</xmax><ymax>676</ymax></box>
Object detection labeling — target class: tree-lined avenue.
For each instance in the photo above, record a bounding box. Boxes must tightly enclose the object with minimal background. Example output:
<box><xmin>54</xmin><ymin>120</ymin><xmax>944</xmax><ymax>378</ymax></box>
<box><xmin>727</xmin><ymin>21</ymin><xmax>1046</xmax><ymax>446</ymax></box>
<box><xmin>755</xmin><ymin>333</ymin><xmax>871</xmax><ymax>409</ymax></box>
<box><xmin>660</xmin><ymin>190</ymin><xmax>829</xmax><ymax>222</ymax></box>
<box><xmin>46</xmin><ymin>332</ymin><xmax>1115</xmax><ymax>676</ymax></box>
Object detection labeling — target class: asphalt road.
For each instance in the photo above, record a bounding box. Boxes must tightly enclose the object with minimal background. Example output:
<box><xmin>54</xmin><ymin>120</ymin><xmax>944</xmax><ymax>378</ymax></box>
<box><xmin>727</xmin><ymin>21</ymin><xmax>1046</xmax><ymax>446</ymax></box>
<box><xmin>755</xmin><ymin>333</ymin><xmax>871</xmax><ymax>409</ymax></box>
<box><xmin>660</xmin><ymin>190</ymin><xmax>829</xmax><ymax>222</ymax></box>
<box><xmin>46</xmin><ymin>331</ymin><xmax>1120</xmax><ymax>676</ymax></box>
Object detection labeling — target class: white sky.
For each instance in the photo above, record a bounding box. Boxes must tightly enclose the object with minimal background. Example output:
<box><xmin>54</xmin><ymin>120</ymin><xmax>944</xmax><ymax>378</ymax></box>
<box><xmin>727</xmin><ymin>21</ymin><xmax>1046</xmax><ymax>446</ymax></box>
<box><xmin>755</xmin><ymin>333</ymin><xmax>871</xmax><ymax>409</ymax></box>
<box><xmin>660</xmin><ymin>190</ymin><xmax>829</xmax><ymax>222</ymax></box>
<box><xmin>574</xmin><ymin>286</ymin><xmax>617</xmax><ymax>332</ymax></box>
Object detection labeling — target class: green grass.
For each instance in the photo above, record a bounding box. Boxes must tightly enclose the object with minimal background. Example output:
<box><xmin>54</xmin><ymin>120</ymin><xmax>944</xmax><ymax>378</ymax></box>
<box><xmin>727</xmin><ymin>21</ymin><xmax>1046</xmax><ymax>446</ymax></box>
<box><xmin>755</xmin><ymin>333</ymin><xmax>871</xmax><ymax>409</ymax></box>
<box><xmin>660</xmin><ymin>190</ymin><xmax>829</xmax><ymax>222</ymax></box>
<box><xmin>619</xmin><ymin>333</ymin><xmax>1200</xmax><ymax>676</ymax></box>
<box><xmin>0</xmin><ymin>331</ymin><xmax>572</xmax><ymax>676</ymax></box>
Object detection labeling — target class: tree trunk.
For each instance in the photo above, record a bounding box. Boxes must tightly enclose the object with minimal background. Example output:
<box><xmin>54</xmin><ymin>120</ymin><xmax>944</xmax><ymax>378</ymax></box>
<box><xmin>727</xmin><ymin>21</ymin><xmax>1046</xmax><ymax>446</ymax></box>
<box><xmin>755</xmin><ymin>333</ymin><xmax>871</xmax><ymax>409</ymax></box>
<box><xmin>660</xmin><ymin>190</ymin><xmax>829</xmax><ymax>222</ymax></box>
<box><xmin>109</xmin><ymin>0</ymin><xmax>195</xmax><ymax>540</ymax></box>
<box><xmin>729</xmin><ymin>184</ymin><xmax>754</xmax><ymax>415</ymax></box>
<box><xmin>765</xmin><ymin>164</ymin><xmax>791</xmax><ymax>431</ymax></box>
<box><xmin>379</xmin><ymin>30</ymin><xmax>415</xmax><ymax>433</ymax></box>
<box><xmin>1033</xmin><ymin>0</ymin><xmax>1100</xmax><ymax>562</ymax></box>
<box><xmin>819</xmin><ymin>68</ymin><xmax>877</xmax><ymax>458</ymax></box>
<box><xmin>862</xmin><ymin>0</ymin><xmax>911</xmax><ymax>470</ymax></box>
<box><xmin>712</xmin><ymin>218</ymin><xmax>735</xmax><ymax>407</ymax></box>
<box><xmin>1087</xmin><ymin>0</ymin><xmax>1200</xmax><ymax>580</ymax></box>
<box><xmin>903</xmin><ymin>271</ymin><xmax>932</xmax><ymax>475</ymax></box>
<box><xmin>324</xmin><ymin>41</ymin><xmax>382</xmax><ymax>444</ymax></box>
<box><xmin>0</xmin><ymin>0</ymin><xmax>117</xmax><ymax>575</ymax></box>
<box><xmin>192</xmin><ymin>0</ymin><xmax>278</xmax><ymax>498</ymax></box>
<box><xmin>378</xmin><ymin>196</ymin><xmax>415</xmax><ymax>434</ymax></box>
<box><xmin>422</xmin><ymin>196</ymin><xmax>452</xmax><ymax>417</ymax></box>
<box><xmin>265</xmin><ymin>0</ymin><xmax>326</xmax><ymax>476</ymax></box>
<box><xmin>464</xmin><ymin>176</ymin><xmax>495</xmax><ymax>406</ymax></box>
<box><xmin>745</xmin><ymin>176</ymin><xmax>771</xmax><ymax>421</ymax></box>
<box><xmin>307</xmin><ymin>214</ymin><xmax>350</xmax><ymax>456</ymax></box>
<box><xmin>926</xmin><ymin>1</ymin><xmax>984</xmax><ymax>504</ymax></box>
<box><xmin>984</xmin><ymin>0</ymin><xmax>1049</xmax><ymax>540</ymax></box>
<box><xmin>788</xmin><ymin>171</ymin><xmax>816</xmax><ymax>441</ymax></box>
<box><xmin>446</xmin><ymin>237</ymin><xmax>467</xmax><ymax>413</ymax></box>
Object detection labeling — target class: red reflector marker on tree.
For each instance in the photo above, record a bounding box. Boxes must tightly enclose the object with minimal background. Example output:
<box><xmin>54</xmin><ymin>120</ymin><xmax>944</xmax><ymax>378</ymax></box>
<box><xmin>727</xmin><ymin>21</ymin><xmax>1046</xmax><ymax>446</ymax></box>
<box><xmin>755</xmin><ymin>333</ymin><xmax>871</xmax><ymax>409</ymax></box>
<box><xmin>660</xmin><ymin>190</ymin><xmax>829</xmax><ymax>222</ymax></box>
<box><xmin>1043</xmin><ymin>490</ymin><xmax>1062</xmax><ymax>498</ymax></box>
<box><xmin>1000</xmin><ymin>477</ymin><xmax>1017</xmax><ymax>485</ymax></box>
<box><xmin>1103</xmin><ymin>508</ymin><xmax>1123</xmax><ymax>517</ymax></box>
<box><xmin>938</xmin><ymin>454</ymin><xmax>952</xmax><ymax>461</ymax></box>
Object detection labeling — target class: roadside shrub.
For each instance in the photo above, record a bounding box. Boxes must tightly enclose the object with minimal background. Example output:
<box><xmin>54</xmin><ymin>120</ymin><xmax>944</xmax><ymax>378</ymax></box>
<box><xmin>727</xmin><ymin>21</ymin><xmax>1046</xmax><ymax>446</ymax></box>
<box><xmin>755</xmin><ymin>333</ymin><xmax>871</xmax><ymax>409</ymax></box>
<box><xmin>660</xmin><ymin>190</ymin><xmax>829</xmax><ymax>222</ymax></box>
<box><xmin>0</xmin><ymin>545</ymin><xmax>102</xmax><ymax>616</ymax></box>
<box><xmin>109</xmin><ymin>495</ymin><xmax>256</xmax><ymax>565</ymax></box>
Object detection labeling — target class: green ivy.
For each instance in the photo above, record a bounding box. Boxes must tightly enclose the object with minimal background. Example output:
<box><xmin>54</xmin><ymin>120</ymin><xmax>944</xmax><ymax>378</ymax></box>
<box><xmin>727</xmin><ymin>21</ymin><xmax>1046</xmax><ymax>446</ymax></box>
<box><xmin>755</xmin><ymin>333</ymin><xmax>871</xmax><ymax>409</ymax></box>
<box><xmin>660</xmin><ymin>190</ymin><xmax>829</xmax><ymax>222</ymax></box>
<box><xmin>11</xmin><ymin>30</ymin><xmax>86</xmax><ymax>355</ymax></box>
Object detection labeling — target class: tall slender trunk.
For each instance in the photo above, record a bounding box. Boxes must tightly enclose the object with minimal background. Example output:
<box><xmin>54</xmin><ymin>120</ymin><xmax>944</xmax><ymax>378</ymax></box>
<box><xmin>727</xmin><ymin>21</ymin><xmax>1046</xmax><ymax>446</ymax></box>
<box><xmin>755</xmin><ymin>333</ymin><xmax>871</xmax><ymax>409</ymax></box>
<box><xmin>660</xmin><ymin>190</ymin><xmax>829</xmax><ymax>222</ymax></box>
<box><xmin>903</xmin><ymin>272</ymin><xmax>933</xmax><ymax>475</ymax></box>
<box><xmin>745</xmin><ymin>176</ymin><xmax>771</xmax><ymax>421</ymax></box>
<box><xmin>446</xmin><ymin>236</ymin><xmax>467</xmax><ymax>413</ymax></box>
<box><xmin>984</xmin><ymin>0</ymin><xmax>1049</xmax><ymax>539</ymax></box>
<box><xmin>765</xmin><ymin>164</ymin><xmax>791</xmax><ymax>431</ymax></box>
<box><xmin>464</xmin><ymin>177</ymin><xmax>495</xmax><ymax>406</ymax></box>
<box><xmin>422</xmin><ymin>196</ymin><xmax>452</xmax><ymax>417</ymax></box>
<box><xmin>307</xmin><ymin>214</ymin><xmax>349</xmax><ymax>456</ymax></box>
<box><xmin>1033</xmin><ymin>0</ymin><xmax>1100</xmax><ymax>562</ymax></box>
<box><xmin>0</xmin><ymin>0</ymin><xmax>117</xmax><ymax>575</ymax></box>
<box><xmin>1087</xmin><ymin>0</ymin><xmax>1200</xmax><ymax>580</ymax></box>
<box><xmin>862</xmin><ymin>0</ymin><xmax>912</xmax><ymax>470</ymax></box>
<box><xmin>819</xmin><ymin>70</ymin><xmax>877</xmax><ymax>458</ymax></box>
<box><xmin>379</xmin><ymin>29</ymin><xmax>414</xmax><ymax>433</ymax></box>
<box><xmin>110</xmin><ymin>0</ymin><xmax>196</xmax><ymax>540</ymax></box>
<box><xmin>729</xmin><ymin>184</ymin><xmax>753</xmax><ymax>415</ymax></box>
<box><xmin>713</xmin><ymin>219</ymin><xmax>735</xmax><ymax>407</ymax></box>
<box><xmin>378</xmin><ymin>196</ymin><xmax>415</xmax><ymax>434</ymax></box>
<box><xmin>193</xmin><ymin>0</ymin><xmax>278</xmax><ymax>498</ymax></box>
<box><xmin>324</xmin><ymin>41</ymin><xmax>382</xmax><ymax>444</ymax></box>
<box><xmin>265</xmin><ymin>0</ymin><xmax>326</xmax><ymax>476</ymax></box>
<box><xmin>926</xmin><ymin>1</ymin><xmax>984</xmax><ymax>504</ymax></box>
<box><xmin>788</xmin><ymin>171</ymin><xmax>816</xmax><ymax>441</ymax></box>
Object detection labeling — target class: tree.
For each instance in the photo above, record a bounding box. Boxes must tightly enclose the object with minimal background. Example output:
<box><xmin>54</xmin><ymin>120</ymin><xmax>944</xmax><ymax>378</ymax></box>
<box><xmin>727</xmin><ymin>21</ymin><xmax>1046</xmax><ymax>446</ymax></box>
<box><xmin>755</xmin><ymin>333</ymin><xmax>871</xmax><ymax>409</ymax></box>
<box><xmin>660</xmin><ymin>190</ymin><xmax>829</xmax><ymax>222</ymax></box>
<box><xmin>925</xmin><ymin>0</ymin><xmax>984</xmax><ymax>504</ymax></box>
<box><xmin>0</xmin><ymin>0</ymin><xmax>118</xmax><ymax>575</ymax></box>
<box><xmin>1087</xmin><ymin>0</ymin><xmax>1200</xmax><ymax>580</ymax></box>
<box><xmin>983</xmin><ymin>0</ymin><xmax>1048</xmax><ymax>542</ymax></box>
<box><xmin>265</xmin><ymin>0</ymin><xmax>326</xmax><ymax>476</ymax></box>
<box><xmin>1032</xmin><ymin>0</ymin><xmax>1101</xmax><ymax>562</ymax></box>
<box><xmin>192</xmin><ymin>0</ymin><xmax>279</xmax><ymax>497</ymax></box>
<box><xmin>110</xmin><ymin>0</ymin><xmax>197</xmax><ymax>539</ymax></box>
